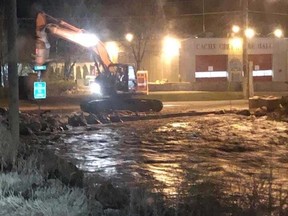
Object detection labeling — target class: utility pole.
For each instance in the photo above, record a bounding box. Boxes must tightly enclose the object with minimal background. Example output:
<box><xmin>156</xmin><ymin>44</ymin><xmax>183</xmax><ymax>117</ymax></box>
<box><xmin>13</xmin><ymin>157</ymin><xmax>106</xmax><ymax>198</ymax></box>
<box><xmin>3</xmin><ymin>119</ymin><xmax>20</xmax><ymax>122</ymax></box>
<box><xmin>6</xmin><ymin>0</ymin><xmax>19</xmax><ymax>159</ymax></box>
<box><xmin>202</xmin><ymin>0</ymin><xmax>206</xmax><ymax>33</ymax></box>
<box><xmin>242</xmin><ymin>0</ymin><xmax>249</xmax><ymax>99</ymax></box>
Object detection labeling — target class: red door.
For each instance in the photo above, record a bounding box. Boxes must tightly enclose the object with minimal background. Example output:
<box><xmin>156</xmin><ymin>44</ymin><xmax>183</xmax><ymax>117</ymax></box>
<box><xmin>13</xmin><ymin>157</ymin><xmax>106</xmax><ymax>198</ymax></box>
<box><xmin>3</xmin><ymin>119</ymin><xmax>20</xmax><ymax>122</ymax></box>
<box><xmin>195</xmin><ymin>55</ymin><xmax>228</xmax><ymax>82</ymax></box>
<box><xmin>248</xmin><ymin>54</ymin><xmax>272</xmax><ymax>81</ymax></box>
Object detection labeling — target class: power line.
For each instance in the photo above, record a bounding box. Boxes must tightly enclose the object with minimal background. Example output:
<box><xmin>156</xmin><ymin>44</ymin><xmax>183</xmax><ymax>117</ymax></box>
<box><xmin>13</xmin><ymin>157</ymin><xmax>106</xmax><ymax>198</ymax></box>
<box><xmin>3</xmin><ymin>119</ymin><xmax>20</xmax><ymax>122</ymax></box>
<box><xmin>249</xmin><ymin>10</ymin><xmax>288</xmax><ymax>17</ymax></box>
<box><xmin>17</xmin><ymin>10</ymin><xmax>243</xmax><ymax>22</ymax></box>
<box><xmin>169</xmin><ymin>10</ymin><xmax>242</xmax><ymax>18</ymax></box>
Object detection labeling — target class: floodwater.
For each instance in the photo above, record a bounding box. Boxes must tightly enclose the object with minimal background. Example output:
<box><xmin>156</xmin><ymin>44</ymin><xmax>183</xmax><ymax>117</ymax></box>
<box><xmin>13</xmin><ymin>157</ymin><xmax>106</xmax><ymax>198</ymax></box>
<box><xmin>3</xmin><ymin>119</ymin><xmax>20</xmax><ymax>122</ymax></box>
<box><xmin>47</xmin><ymin>113</ymin><xmax>288</xmax><ymax>212</ymax></box>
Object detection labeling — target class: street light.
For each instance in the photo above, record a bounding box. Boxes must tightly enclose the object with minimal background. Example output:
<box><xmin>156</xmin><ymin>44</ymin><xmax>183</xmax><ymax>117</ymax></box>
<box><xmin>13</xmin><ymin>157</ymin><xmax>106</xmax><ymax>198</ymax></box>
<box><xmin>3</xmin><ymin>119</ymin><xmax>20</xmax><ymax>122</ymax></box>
<box><xmin>232</xmin><ymin>25</ymin><xmax>240</xmax><ymax>34</ymax></box>
<box><xmin>230</xmin><ymin>37</ymin><xmax>242</xmax><ymax>50</ymax></box>
<box><xmin>105</xmin><ymin>41</ymin><xmax>119</xmax><ymax>62</ymax></box>
<box><xmin>273</xmin><ymin>28</ymin><xmax>283</xmax><ymax>38</ymax></box>
<box><xmin>244</xmin><ymin>28</ymin><xmax>255</xmax><ymax>39</ymax></box>
<box><xmin>125</xmin><ymin>33</ymin><xmax>134</xmax><ymax>42</ymax></box>
<box><xmin>163</xmin><ymin>36</ymin><xmax>181</xmax><ymax>59</ymax></box>
<box><xmin>231</xmin><ymin>25</ymin><xmax>256</xmax><ymax>39</ymax></box>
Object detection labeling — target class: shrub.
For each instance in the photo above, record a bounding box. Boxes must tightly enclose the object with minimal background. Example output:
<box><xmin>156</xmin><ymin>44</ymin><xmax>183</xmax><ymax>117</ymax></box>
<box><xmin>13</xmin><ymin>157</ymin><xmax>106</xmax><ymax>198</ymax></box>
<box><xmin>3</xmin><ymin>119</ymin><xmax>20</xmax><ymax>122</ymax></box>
<box><xmin>45</xmin><ymin>80</ymin><xmax>76</xmax><ymax>96</ymax></box>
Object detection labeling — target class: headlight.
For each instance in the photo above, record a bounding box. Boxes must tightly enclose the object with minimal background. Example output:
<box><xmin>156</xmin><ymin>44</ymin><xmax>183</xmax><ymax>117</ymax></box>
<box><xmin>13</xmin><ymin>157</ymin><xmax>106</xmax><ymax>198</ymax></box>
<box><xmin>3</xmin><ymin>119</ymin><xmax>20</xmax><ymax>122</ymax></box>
<box><xmin>89</xmin><ymin>82</ymin><xmax>101</xmax><ymax>95</ymax></box>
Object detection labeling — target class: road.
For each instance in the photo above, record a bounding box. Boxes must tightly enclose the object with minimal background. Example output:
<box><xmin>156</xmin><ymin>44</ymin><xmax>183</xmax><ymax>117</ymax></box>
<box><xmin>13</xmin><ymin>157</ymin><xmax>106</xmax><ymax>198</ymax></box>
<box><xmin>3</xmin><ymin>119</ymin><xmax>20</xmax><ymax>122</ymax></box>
<box><xmin>162</xmin><ymin>100</ymin><xmax>248</xmax><ymax>113</ymax></box>
<box><xmin>11</xmin><ymin>95</ymin><xmax>248</xmax><ymax>113</ymax></box>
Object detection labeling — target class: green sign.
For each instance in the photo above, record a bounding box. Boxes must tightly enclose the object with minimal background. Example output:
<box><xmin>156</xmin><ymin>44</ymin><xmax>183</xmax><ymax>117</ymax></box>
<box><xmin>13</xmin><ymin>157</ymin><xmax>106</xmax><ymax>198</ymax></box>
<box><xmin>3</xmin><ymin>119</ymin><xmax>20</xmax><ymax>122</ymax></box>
<box><xmin>34</xmin><ymin>65</ymin><xmax>47</xmax><ymax>71</ymax></box>
<box><xmin>34</xmin><ymin>82</ymin><xmax>46</xmax><ymax>99</ymax></box>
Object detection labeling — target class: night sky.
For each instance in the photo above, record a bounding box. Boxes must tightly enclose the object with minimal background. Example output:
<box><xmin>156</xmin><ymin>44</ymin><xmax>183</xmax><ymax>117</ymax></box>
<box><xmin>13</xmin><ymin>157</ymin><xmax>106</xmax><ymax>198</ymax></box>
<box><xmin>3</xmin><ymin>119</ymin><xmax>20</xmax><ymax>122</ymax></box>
<box><xmin>15</xmin><ymin>0</ymin><xmax>288</xmax><ymax>16</ymax></box>
<box><xmin>13</xmin><ymin>0</ymin><xmax>288</xmax><ymax>37</ymax></box>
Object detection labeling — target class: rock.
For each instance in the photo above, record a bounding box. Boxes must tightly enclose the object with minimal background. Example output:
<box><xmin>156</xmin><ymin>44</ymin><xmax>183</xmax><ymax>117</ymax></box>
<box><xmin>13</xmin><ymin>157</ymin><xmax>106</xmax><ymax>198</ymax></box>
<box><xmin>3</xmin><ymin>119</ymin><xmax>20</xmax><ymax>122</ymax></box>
<box><xmin>58</xmin><ymin>116</ymin><xmax>68</xmax><ymax>125</ymax></box>
<box><xmin>68</xmin><ymin>113</ymin><xmax>87</xmax><ymax>127</ymax></box>
<box><xmin>254</xmin><ymin>106</ymin><xmax>267</xmax><ymax>117</ymax></box>
<box><xmin>85</xmin><ymin>113</ymin><xmax>101</xmax><ymax>125</ymax></box>
<box><xmin>215</xmin><ymin>110</ymin><xmax>225</xmax><ymax>115</ymax></box>
<box><xmin>46</xmin><ymin>116</ymin><xmax>58</xmax><ymax>127</ymax></box>
<box><xmin>0</xmin><ymin>107</ymin><xmax>7</xmax><ymax>116</ymax></box>
<box><xmin>19</xmin><ymin>122</ymin><xmax>34</xmax><ymax>136</ymax></box>
<box><xmin>280</xmin><ymin>96</ymin><xmax>288</xmax><ymax>113</ymax></box>
<box><xmin>96</xmin><ymin>114</ymin><xmax>111</xmax><ymax>124</ymax></box>
<box><xmin>248</xmin><ymin>96</ymin><xmax>261</xmax><ymax>110</ymax></box>
<box><xmin>88</xmin><ymin>200</ymin><xmax>103</xmax><ymax>216</ymax></box>
<box><xmin>37</xmin><ymin>149</ymin><xmax>84</xmax><ymax>187</ymax></box>
<box><xmin>27</xmin><ymin>121</ymin><xmax>42</xmax><ymax>132</ymax></box>
<box><xmin>57</xmin><ymin>116</ymin><xmax>69</xmax><ymax>130</ymax></box>
<box><xmin>236</xmin><ymin>109</ymin><xmax>251</xmax><ymax>116</ymax></box>
<box><xmin>109</xmin><ymin>115</ymin><xmax>123</xmax><ymax>123</ymax></box>
<box><xmin>103</xmin><ymin>209</ymin><xmax>121</xmax><ymax>216</ymax></box>
<box><xmin>39</xmin><ymin>120</ymin><xmax>48</xmax><ymax>131</ymax></box>
<box><xmin>249</xmin><ymin>96</ymin><xmax>280</xmax><ymax>112</ymax></box>
<box><xmin>19</xmin><ymin>113</ymin><xmax>31</xmax><ymax>122</ymax></box>
<box><xmin>95</xmin><ymin>182</ymin><xmax>129</xmax><ymax>209</ymax></box>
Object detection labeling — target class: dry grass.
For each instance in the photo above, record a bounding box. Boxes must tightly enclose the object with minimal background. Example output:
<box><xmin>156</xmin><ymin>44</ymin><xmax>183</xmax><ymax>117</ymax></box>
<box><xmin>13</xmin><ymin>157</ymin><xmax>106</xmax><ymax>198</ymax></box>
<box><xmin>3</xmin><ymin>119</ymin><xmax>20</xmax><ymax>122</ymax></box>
<box><xmin>0</xmin><ymin>156</ymin><xmax>88</xmax><ymax>216</ymax></box>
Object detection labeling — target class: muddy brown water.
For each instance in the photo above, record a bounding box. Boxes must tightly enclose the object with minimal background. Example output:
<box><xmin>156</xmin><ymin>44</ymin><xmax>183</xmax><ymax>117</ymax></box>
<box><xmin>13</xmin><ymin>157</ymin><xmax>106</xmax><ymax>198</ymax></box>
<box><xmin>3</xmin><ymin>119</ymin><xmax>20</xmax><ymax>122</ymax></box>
<box><xmin>45</xmin><ymin>113</ymin><xmax>288</xmax><ymax>209</ymax></box>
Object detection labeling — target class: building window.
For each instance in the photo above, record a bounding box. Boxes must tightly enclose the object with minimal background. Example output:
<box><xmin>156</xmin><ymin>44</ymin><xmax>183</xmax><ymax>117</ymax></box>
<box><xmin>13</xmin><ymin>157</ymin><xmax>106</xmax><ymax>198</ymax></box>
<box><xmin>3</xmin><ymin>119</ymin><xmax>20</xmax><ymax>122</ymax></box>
<box><xmin>252</xmin><ymin>70</ymin><xmax>273</xmax><ymax>77</ymax></box>
<box><xmin>195</xmin><ymin>71</ymin><xmax>228</xmax><ymax>78</ymax></box>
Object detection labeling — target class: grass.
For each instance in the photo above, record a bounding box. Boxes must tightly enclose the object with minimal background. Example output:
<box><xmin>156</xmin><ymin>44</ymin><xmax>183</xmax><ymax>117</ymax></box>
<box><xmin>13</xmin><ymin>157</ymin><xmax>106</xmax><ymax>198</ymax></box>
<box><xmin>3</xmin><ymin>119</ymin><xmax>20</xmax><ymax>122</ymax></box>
<box><xmin>0</xmin><ymin>156</ymin><xmax>88</xmax><ymax>216</ymax></box>
<box><xmin>0</xmin><ymin>173</ymin><xmax>88</xmax><ymax>216</ymax></box>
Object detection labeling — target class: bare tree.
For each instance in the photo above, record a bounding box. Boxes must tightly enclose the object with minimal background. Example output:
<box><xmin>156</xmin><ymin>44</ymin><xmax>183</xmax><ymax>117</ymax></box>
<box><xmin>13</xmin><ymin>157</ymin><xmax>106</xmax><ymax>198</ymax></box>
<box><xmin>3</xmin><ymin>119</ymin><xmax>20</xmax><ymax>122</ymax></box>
<box><xmin>122</xmin><ymin>0</ymin><xmax>166</xmax><ymax>72</ymax></box>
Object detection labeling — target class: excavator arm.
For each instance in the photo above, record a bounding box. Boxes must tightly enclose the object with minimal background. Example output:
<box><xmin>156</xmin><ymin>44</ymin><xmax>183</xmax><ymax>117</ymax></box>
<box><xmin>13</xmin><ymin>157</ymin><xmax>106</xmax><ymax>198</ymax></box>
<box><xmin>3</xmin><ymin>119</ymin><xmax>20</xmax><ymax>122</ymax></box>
<box><xmin>35</xmin><ymin>12</ymin><xmax>112</xmax><ymax>72</ymax></box>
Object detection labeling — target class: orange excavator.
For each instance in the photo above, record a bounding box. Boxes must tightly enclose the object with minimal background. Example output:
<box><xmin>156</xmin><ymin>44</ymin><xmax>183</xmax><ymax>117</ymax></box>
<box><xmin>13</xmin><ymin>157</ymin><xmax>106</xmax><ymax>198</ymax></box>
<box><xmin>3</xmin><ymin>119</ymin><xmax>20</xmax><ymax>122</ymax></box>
<box><xmin>35</xmin><ymin>12</ymin><xmax>163</xmax><ymax>113</ymax></box>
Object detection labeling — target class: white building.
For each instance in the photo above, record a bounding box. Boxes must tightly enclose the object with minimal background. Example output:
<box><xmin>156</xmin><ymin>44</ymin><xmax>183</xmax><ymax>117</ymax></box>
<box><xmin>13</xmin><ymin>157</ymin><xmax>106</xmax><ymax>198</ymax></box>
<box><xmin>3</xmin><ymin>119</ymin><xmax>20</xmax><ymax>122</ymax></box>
<box><xmin>135</xmin><ymin>37</ymin><xmax>288</xmax><ymax>91</ymax></box>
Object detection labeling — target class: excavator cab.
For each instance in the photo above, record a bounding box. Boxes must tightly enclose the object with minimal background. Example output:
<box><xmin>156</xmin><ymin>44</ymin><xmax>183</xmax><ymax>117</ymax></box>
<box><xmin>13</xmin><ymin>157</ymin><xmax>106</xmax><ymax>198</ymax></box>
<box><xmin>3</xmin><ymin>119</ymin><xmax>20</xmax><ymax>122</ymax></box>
<box><xmin>108</xmin><ymin>64</ymin><xmax>137</xmax><ymax>93</ymax></box>
<box><xmin>91</xmin><ymin>63</ymin><xmax>137</xmax><ymax>96</ymax></box>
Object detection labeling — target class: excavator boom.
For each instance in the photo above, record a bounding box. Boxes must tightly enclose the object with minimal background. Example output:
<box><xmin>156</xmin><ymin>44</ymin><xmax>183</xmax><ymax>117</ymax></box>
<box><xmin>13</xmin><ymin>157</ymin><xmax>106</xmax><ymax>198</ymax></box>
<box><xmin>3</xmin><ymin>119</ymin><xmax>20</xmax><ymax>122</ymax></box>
<box><xmin>35</xmin><ymin>12</ymin><xmax>112</xmax><ymax>68</ymax></box>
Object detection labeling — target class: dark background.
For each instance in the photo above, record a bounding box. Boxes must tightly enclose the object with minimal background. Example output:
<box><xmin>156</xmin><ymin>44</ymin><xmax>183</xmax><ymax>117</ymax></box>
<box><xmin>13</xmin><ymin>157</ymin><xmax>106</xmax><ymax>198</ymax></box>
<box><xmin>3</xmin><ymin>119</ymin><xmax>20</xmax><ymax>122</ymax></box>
<box><xmin>0</xmin><ymin>0</ymin><xmax>287</xmax><ymax>63</ymax></box>
<box><xmin>14</xmin><ymin>0</ymin><xmax>288</xmax><ymax>37</ymax></box>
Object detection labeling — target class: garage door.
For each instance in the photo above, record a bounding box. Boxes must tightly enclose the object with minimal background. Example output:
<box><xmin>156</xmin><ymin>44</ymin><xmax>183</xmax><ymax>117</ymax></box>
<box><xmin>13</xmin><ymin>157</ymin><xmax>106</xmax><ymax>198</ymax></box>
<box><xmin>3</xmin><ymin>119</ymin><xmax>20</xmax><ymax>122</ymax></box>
<box><xmin>195</xmin><ymin>55</ymin><xmax>228</xmax><ymax>81</ymax></box>
<box><xmin>248</xmin><ymin>54</ymin><xmax>272</xmax><ymax>81</ymax></box>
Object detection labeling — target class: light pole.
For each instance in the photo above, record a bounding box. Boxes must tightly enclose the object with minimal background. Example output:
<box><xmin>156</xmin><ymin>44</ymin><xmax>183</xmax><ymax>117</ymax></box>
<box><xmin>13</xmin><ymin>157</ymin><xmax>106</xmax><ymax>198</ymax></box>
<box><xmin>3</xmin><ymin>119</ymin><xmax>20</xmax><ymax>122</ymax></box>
<box><xmin>202</xmin><ymin>0</ymin><xmax>205</xmax><ymax>33</ymax></box>
<box><xmin>125</xmin><ymin>33</ymin><xmax>134</xmax><ymax>66</ymax></box>
<box><xmin>242</xmin><ymin>0</ymin><xmax>250</xmax><ymax>99</ymax></box>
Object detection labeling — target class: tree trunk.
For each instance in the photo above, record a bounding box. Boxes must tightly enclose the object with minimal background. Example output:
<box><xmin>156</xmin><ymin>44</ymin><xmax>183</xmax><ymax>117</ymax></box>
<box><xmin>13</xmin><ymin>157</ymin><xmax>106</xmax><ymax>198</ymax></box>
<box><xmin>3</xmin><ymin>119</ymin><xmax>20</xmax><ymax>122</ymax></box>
<box><xmin>6</xmin><ymin>0</ymin><xmax>19</xmax><ymax>163</ymax></box>
<box><xmin>0</xmin><ymin>58</ymin><xmax>2</xmax><ymax>87</ymax></box>
<box><xmin>136</xmin><ymin>60</ymin><xmax>141</xmax><ymax>72</ymax></box>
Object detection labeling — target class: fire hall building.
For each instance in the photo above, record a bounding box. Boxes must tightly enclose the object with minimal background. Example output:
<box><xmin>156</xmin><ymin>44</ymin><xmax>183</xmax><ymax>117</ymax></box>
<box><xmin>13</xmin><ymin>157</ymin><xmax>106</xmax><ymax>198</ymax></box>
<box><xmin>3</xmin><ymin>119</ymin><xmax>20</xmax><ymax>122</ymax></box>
<box><xmin>177</xmin><ymin>37</ymin><xmax>288</xmax><ymax>91</ymax></box>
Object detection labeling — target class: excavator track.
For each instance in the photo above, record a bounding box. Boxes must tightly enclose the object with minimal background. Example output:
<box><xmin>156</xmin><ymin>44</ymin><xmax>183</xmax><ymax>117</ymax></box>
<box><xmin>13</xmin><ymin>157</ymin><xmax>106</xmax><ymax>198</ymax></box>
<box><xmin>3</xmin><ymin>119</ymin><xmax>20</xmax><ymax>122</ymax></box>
<box><xmin>80</xmin><ymin>97</ymin><xmax>163</xmax><ymax>114</ymax></box>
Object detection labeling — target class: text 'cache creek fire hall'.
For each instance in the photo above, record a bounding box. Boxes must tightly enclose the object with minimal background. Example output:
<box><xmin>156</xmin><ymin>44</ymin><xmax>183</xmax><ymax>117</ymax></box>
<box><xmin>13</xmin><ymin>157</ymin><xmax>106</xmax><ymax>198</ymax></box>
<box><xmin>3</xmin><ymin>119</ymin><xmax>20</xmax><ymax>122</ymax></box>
<box><xmin>175</xmin><ymin>37</ymin><xmax>288</xmax><ymax>91</ymax></box>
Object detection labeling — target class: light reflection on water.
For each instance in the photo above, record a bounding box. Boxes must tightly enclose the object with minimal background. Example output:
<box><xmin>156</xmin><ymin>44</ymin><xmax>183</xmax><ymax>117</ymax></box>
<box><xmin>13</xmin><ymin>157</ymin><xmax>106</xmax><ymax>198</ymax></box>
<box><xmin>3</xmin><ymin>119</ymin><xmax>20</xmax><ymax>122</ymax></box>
<box><xmin>145</xmin><ymin>163</ymin><xmax>183</xmax><ymax>196</ymax></box>
<box><xmin>47</xmin><ymin>115</ymin><xmax>288</xmax><ymax>205</ymax></box>
<box><xmin>60</xmin><ymin>128</ymin><xmax>121</xmax><ymax>176</ymax></box>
